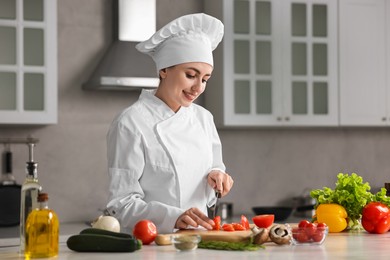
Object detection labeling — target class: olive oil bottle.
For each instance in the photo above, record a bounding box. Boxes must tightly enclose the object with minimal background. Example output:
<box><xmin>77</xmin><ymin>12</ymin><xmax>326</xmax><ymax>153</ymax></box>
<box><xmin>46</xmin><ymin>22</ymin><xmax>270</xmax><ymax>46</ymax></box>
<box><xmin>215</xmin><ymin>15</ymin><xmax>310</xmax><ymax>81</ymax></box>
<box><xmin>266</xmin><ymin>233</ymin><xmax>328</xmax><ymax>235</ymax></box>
<box><xmin>25</xmin><ymin>192</ymin><xmax>59</xmax><ymax>258</ymax></box>
<box><xmin>20</xmin><ymin>143</ymin><xmax>42</xmax><ymax>254</ymax></box>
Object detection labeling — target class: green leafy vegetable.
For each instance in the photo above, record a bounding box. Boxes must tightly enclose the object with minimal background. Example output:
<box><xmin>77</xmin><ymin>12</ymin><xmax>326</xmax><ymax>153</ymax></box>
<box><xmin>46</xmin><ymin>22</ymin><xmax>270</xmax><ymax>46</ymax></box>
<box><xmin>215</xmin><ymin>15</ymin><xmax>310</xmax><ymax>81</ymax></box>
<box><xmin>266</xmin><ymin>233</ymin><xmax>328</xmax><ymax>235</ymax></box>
<box><xmin>310</xmin><ymin>173</ymin><xmax>373</xmax><ymax>230</ymax></box>
<box><xmin>198</xmin><ymin>240</ymin><xmax>264</xmax><ymax>251</ymax></box>
<box><xmin>372</xmin><ymin>188</ymin><xmax>390</xmax><ymax>207</ymax></box>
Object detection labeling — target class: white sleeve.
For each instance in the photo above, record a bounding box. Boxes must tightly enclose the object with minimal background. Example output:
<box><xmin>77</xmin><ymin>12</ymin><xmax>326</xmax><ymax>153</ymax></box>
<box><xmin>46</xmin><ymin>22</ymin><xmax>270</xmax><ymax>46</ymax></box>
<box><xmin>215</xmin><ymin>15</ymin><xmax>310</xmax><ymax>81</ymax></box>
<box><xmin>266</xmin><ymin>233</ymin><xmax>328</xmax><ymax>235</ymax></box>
<box><xmin>105</xmin><ymin>119</ymin><xmax>184</xmax><ymax>234</ymax></box>
<box><xmin>206</xmin><ymin>114</ymin><xmax>227</xmax><ymax>206</ymax></box>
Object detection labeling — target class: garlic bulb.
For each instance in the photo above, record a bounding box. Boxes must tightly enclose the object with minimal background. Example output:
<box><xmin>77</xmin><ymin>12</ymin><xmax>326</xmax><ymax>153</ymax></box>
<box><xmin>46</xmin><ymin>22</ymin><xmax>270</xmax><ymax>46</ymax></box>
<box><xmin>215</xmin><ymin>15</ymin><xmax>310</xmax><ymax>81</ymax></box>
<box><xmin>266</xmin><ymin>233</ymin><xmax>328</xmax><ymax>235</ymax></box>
<box><xmin>92</xmin><ymin>215</ymin><xmax>120</xmax><ymax>232</ymax></box>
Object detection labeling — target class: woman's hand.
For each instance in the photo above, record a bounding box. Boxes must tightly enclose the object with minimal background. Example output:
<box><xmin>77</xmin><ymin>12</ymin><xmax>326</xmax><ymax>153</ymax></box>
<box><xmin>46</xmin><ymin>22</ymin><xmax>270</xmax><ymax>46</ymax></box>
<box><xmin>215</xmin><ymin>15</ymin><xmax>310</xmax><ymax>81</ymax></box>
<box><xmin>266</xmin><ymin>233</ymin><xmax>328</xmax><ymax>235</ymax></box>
<box><xmin>207</xmin><ymin>170</ymin><xmax>234</xmax><ymax>197</ymax></box>
<box><xmin>175</xmin><ymin>207</ymin><xmax>214</xmax><ymax>230</ymax></box>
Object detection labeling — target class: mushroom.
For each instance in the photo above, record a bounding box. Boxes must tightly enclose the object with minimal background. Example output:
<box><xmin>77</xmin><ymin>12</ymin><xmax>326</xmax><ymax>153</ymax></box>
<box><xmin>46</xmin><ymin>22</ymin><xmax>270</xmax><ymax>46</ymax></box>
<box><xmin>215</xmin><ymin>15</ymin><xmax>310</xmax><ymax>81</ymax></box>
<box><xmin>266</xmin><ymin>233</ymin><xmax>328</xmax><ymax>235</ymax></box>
<box><xmin>252</xmin><ymin>227</ymin><xmax>270</xmax><ymax>245</ymax></box>
<box><xmin>269</xmin><ymin>224</ymin><xmax>291</xmax><ymax>245</ymax></box>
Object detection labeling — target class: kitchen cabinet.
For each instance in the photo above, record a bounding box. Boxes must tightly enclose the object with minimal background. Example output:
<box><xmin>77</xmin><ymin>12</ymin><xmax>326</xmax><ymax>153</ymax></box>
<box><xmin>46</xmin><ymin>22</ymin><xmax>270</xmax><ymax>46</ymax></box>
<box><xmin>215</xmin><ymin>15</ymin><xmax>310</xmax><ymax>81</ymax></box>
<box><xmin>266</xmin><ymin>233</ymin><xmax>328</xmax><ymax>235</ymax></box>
<box><xmin>339</xmin><ymin>0</ymin><xmax>390</xmax><ymax>126</ymax></box>
<box><xmin>0</xmin><ymin>0</ymin><xmax>57</xmax><ymax>124</ymax></box>
<box><xmin>205</xmin><ymin>0</ymin><xmax>338</xmax><ymax>127</ymax></box>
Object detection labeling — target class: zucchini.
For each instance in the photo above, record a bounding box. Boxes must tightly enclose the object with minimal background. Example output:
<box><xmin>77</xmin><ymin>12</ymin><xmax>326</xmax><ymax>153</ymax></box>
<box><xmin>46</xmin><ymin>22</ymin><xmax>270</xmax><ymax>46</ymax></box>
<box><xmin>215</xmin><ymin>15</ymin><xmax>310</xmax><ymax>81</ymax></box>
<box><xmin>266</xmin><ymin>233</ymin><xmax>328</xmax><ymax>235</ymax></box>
<box><xmin>66</xmin><ymin>234</ymin><xmax>142</xmax><ymax>252</ymax></box>
<box><xmin>80</xmin><ymin>228</ymin><xmax>134</xmax><ymax>239</ymax></box>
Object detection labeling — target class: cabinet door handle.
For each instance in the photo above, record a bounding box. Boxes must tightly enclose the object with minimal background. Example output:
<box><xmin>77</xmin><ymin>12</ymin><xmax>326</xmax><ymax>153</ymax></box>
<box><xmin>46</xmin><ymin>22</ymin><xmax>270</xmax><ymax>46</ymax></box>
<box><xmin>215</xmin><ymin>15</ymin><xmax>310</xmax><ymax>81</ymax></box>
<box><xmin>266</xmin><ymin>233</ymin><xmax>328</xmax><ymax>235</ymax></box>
<box><xmin>382</xmin><ymin>117</ymin><xmax>386</xmax><ymax>121</ymax></box>
<box><xmin>277</xmin><ymin>117</ymin><xmax>282</xmax><ymax>121</ymax></box>
<box><xmin>285</xmin><ymin>117</ymin><xmax>290</xmax><ymax>121</ymax></box>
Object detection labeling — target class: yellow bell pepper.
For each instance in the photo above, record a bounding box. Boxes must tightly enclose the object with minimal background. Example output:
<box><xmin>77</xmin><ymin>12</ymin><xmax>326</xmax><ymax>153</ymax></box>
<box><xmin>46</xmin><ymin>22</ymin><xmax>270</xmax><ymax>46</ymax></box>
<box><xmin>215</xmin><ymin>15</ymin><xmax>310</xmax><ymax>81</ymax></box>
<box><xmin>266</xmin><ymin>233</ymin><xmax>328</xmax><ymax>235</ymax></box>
<box><xmin>316</xmin><ymin>203</ymin><xmax>348</xmax><ymax>233</ymax></box>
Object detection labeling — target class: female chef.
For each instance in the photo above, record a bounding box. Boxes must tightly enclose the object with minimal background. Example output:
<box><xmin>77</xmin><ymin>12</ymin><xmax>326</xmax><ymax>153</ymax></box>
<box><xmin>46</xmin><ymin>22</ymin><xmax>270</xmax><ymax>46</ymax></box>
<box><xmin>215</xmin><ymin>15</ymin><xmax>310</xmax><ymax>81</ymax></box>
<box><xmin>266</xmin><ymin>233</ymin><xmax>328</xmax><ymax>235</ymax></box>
<box><xmin>105</xmin><ymin>13</ymin><xmax>234</xmax><ymax>234</ymax></box>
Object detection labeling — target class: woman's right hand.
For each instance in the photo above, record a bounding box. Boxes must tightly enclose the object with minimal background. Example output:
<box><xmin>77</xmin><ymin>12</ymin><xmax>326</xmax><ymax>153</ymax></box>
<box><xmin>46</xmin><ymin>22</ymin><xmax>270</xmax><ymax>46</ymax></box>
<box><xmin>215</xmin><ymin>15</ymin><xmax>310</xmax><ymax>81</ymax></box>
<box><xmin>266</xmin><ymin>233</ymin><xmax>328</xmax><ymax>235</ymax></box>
<box><xmin>207</xmin><ymin>170</ymin><xmax>234</xmax><ymax>197</ymax></box>
<box><xmin>175</xmin><ymin>207</ymin><xmax>214</xmax><ymax>230</ymax></box>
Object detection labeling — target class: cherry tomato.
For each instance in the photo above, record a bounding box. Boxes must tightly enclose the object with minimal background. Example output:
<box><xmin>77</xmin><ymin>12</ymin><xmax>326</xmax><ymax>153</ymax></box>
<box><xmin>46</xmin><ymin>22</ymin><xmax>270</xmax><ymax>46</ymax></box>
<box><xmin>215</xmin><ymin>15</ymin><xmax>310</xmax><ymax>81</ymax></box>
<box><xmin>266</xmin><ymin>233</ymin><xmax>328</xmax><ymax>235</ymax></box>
<box><xmin>252</xmin><ymin>214</ymin><xmax>275</xmax><ymax>228</ymax></box>
<box><xmin>232</xmin><ymin>223</ymin><xmax>246</xmax><ymax>231</ymax></box>
<box><xmin>298</xmin><ymin>219</ymin><xmax>311</xmax><ymax>228</ymax></box>
<box><xmin>292</xmin><ymin>227</ymin><xmax>301</xmax><ymax>240</ymax></box>
<box><xmin>222</xmin><ymin>223</ymin><xmax>235</xmax><ymax>232</ymax></box>
<box><xmin>316</xmin><ymin>222</ymin><xmax>328</xmax><ymax>229</ymax></box>
<box><xmin>213</xmin><ymin>216</ymin><xmax>221</xmax><ymax>231</ymax></box>
<box><xmin>312</xmin><ymin>229</ymin><xmax>325</xmax><ymax>242</ymax></box>
<box><xmin>240</xmin><ymin>215</ymin><xmax>250</xmax><ymax>230</ymax></box>
<box><xmin>293</xmin><ymin>221</ymin><xmax>328</xmax><ymax>243</ymax></box>
<box><xmin>294</xmin><ymin>228</ymin><xmax>310</xmax><ymax>243</ymax></box>
<box><xmin>305</xmin><ymin>222</ymin><xmax>317</xmax><ymax>237</ymax></box>
<box><xmin>133</xmin><ymin>219</ymin><xmax>157</xmax><ymax>245</ymax></box>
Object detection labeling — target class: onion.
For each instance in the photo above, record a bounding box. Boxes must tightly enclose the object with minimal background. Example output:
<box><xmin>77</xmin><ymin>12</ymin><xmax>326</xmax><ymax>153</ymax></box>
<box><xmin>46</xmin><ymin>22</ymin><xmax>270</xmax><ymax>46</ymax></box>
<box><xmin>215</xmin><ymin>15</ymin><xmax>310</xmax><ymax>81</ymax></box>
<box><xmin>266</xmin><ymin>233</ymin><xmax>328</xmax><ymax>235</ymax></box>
<box><xmin>92</xmin><ymin>215</ymin><xmax>120</xmax><ymax>232</ymax></box>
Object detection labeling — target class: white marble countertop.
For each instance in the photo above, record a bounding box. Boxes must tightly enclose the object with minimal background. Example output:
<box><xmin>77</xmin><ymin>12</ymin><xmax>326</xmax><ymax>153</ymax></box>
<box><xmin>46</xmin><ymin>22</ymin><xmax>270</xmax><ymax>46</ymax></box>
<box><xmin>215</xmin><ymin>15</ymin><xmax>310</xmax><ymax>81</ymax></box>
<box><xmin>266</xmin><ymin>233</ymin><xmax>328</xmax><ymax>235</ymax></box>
<box><xmin>1</xmin><ymin>222</ymin><xmax>390</xmax><ymax>259</ymax></box>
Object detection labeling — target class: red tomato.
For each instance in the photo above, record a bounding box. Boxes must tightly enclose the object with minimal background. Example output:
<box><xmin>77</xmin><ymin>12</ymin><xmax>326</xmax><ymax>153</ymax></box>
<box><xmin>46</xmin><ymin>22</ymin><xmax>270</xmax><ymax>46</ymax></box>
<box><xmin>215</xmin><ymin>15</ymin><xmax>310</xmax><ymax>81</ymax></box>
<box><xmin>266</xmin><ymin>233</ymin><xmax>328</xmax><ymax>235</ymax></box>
<box><xmin>213</xmin><ymin>216</ymin><xmax>221</xmax><ymax>231</ymax></box>
<box><xmin>222</xmin><ymin>223</ymin><xmax>235</xmax><ymax>232</ymax></box>
<box><xmin>133</xmin><ymin>219</ymin><xmax>157</xmax><ymax>245</ymax></box>
<box><xmin>252</xmin><ymin>214</ymin><xmax>275</xmax><ymax>228</ymax></box>
<box><xmin>293</xmin><ymin>228</ymin><xmax>310</xmax><ymax>243</ymax></box>
<box><xmin>316</xmin><ymin>222</ymin><xmax>328</xmax><ymax>229</ymax></box>
<box><xmin>305</xmin><ymin>222</ymin><xmax>317</xmax><ymax>237</ymax></box>
<box><xmin>292</xmin><ymin>227</ymin><xmax>301</xmax><ymax>240</ymax></box>
<box><xmin>312</xmin><ymin>229</ymin><xmax>325</xmax><ymax>242</ymax></box>
<box><xmin>240</xmin><ymin>215</ymin><xmax>250</xmax><ymax>230</ymax></box>
<box><xmin>232</xmin><ymin>223</ymin><xmax>246</xmax><ymax>231</ymax></box>
<box><xmin>298</xmin><ymin>219</ymin><xmax>311</xmax><ymax>228</ymax></box>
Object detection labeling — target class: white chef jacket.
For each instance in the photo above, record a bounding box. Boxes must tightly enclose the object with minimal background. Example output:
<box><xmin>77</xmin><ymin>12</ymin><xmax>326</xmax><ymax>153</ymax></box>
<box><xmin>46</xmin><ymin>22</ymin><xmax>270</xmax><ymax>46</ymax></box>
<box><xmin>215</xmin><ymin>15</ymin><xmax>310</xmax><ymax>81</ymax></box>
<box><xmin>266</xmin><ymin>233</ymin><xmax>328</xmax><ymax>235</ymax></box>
<box><xmin>105</xmin><ymin>89</ymin><xmax>226</xmax><ymax>234</ymax></box>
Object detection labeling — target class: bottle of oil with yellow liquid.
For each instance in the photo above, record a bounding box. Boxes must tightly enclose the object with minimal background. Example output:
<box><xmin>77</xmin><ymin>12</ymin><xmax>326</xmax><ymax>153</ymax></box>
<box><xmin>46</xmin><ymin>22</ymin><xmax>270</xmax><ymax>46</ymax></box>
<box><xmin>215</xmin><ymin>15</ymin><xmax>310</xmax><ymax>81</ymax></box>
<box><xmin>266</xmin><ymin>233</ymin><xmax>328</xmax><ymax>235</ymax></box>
<box><xmin>25</xmin><ymin>192</ymin><xmax>59</xmax><ymax>258</ymax></box>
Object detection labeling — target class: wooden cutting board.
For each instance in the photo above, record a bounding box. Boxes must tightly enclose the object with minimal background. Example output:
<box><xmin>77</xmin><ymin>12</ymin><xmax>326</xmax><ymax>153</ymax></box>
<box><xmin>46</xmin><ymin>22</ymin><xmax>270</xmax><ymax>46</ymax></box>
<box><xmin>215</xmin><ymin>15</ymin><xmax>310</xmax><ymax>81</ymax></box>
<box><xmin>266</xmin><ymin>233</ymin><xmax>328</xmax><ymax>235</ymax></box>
<box><xmin>155</xmin><ymin>229</ymin><xmax>253</xmax><ymax>245</ymax></box>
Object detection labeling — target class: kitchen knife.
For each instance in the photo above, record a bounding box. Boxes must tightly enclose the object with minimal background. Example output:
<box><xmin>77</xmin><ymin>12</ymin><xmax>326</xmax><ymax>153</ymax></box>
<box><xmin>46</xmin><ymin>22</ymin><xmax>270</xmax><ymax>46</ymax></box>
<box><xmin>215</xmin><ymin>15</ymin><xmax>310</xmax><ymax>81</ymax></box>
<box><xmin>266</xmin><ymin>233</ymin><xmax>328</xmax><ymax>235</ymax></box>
<box><xmin>213</xmin><ymin>191</ymin><xmax>222</xmax><ymax>218</ymax></box>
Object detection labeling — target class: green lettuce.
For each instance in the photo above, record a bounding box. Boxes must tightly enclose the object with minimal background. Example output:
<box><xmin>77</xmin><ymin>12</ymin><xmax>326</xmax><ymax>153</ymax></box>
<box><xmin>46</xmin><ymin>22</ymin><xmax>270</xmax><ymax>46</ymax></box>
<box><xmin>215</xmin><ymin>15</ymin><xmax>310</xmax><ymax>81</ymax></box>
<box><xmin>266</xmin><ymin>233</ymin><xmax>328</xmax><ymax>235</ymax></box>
<box><xmin>372</xmin><ymin>188</ymin><xmax>390</xmax><ymax>206</ymax></box>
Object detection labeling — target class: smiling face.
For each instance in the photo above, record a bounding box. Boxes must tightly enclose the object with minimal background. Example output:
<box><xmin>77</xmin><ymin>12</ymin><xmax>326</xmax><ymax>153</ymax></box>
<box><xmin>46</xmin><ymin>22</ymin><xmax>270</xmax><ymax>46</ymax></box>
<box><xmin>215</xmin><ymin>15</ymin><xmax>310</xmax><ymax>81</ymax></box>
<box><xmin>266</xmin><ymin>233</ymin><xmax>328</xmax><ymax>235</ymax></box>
<box><xmin>155</xmin><ymin>62</ymin><xmax>213</xmax><ymax>112</ymax></box>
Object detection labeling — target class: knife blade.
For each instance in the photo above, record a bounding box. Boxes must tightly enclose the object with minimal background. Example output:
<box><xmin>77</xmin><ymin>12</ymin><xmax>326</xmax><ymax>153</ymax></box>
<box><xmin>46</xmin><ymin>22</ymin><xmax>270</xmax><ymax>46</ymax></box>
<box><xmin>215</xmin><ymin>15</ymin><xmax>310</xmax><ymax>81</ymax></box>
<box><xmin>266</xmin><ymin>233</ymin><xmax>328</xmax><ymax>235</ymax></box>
<box><xmin>213</xmin><ymin>191</ymin><xmax>222</xmax><ymax>218</ymax></box>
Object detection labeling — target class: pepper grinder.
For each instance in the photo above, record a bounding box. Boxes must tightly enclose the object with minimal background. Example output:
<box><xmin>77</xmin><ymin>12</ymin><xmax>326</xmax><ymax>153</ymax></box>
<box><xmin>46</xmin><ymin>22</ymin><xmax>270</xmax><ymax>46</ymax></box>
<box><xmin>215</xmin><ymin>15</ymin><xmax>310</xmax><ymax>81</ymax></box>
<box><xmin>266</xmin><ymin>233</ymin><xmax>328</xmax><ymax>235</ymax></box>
<box><xmin>385</xmin><ymin>183</ymin><xmax>390</xmax><ymax>196</ymax></box>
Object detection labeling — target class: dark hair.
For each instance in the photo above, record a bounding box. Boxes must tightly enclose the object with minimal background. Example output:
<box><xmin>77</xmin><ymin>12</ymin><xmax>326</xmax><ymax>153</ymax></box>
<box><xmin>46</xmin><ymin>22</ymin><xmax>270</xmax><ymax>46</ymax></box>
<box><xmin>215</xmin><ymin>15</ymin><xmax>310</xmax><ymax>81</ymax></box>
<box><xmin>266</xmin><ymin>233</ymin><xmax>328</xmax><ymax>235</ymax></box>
<box><xmin>159</xmin><ymin>65</ymin><xmax>175</xmax><ymax>80</ymax></box>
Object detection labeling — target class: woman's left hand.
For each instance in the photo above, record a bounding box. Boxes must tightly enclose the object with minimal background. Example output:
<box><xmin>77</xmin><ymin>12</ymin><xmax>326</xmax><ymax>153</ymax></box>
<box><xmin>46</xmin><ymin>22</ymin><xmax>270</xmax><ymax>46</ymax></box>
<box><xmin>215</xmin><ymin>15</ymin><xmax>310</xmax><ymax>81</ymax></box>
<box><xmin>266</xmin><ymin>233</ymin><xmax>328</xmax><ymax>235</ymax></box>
<box><xmin>207</xmin><ymin>170</ymin><xmax>234</xmax><ymax>197</ymax></box>
<box><xmin>175</xmin><ymin>207</ymin><xmax>214</xmax><ymax>230</ymax></box>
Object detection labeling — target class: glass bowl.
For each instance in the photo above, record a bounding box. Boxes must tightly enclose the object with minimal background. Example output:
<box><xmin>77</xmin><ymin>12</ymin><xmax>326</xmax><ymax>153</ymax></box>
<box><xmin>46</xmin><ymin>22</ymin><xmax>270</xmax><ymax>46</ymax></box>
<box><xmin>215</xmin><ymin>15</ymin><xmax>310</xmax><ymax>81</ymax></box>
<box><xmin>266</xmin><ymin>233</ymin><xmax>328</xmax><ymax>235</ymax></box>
<box><xmin>290</xmin><ymin>224</ymin><xmax>328</xmax><ymax>245</ymax></box>
<box><xmin>171</xmin><ymin>234</ymin><xmax>201</xmax><ymax>251</ymax></box>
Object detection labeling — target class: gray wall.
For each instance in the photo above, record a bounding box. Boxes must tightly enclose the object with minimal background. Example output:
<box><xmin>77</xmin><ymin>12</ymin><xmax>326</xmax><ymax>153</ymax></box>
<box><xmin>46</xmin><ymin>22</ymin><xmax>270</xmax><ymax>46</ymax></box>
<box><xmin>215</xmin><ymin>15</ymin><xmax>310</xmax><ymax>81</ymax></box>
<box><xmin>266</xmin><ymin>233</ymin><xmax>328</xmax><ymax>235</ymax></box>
<box><xmin>0</xmin><ymin>0</ymin><xmax>389</xmax><ymax>223</ymax></box>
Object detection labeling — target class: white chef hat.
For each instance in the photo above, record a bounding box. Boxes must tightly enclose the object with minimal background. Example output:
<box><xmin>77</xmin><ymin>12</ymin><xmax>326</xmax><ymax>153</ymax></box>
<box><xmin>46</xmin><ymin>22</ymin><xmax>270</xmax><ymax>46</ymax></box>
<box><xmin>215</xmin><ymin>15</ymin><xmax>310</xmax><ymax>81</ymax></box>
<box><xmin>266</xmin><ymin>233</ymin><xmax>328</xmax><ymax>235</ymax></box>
<box><xmin>136</xmin><ymin>13</ymin><xmax>224</xmax><ymax>71</ymax></box>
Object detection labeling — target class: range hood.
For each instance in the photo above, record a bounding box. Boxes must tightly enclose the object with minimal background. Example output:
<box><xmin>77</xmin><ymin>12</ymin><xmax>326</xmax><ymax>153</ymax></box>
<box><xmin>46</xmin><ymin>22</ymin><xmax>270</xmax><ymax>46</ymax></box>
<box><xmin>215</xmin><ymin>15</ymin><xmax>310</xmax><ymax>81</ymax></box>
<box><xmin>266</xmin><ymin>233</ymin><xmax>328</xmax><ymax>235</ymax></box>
<box><xmin>83</xmin><ymin>0</ymin><xmax>159</xmax><ymax>90</ymax></box>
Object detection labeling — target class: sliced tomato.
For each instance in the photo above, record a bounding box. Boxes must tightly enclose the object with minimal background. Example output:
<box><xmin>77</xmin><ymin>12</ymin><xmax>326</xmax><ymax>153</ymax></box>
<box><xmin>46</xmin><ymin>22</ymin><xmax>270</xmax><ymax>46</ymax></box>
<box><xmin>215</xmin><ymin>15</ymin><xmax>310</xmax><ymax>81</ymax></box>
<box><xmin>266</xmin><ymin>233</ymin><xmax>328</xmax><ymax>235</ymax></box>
<box><xmin>231</xmin><ymin>223</ymin><xmax>245</xmax><ymax>231</ymax></box>
<box><xmin>222</xmin><ymin>223</ymin><xmax>235</xmax><ymax>232</ymax></box>
<box><xmin>252</xmin><ymin>214</ymin><xmax>275</xmax><ymax>228</ymax></box>
<box><xmin>213</xmin><ymin>216</ymin><xmax>221</xmax><ymax>231</ymax></box>
<box><xmin>240</xmin><ymin>215</ymin><xmax>250</xmax><ymax>230</ymax></box>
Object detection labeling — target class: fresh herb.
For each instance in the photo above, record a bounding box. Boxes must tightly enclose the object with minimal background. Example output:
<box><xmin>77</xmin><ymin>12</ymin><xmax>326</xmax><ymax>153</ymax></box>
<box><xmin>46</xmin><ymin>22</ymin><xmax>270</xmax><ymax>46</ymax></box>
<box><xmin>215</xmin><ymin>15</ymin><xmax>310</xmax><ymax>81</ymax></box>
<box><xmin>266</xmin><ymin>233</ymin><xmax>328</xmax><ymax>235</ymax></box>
<box><xmin>198</xmin><ymin>240</ymin><xmax>264</xmax><ymax>251</ymax></box>
<box><xmin>310</xmin><ymin>173</ymin><xmax>373</xmax><ymax>230</ymax></box>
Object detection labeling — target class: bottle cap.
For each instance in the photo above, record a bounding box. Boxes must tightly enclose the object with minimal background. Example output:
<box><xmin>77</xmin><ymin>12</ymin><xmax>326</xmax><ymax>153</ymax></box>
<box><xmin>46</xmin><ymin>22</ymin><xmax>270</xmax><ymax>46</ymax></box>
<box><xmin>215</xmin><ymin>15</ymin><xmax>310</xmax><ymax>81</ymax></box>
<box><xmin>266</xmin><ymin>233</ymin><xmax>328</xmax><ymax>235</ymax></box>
<box><xmin>38</xmin><ymin>192</ymin><xmax>49</xmax><ymax>202</ymax></box>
